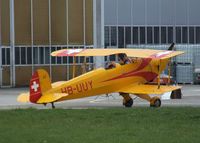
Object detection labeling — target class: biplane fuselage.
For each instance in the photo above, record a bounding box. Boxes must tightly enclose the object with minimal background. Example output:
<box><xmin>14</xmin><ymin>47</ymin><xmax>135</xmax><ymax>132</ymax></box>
<box><xmin>49</xmin><ymin>58</ymin><xmax>168</xmax><ymax>101</ymax></box>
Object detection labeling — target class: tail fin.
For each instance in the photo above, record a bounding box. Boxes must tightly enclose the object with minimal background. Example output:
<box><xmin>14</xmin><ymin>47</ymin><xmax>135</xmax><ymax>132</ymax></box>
<box><xmin>29</xmin><ymin>69</ymin><xmax>52</xmax><ymax>103</ymax></box>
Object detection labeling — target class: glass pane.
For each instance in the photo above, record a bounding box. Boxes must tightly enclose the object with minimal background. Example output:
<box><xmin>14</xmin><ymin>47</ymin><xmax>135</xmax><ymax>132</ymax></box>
<box><xmin>105</xmin><ymin>26</ymin><xmax>110</xmax><ymax>47</ymax></box>
<box><xmin>161</xmin><ymin>27</ymin><xmax>166</xmax><ymax>44</ymax></box>
<box><xmin>56</xmin><ymin>47</ymin><xmax>61</xmax><ymax>64</ymax></box>
<box><xmin>45</xmin><ymin>47</ymin><xmax>50</xmax><ymax>64</ymax></box>
<box><xmin>168</xmin><ymin>27</ymin><xmax>173</xmax><ymax>44</ymax></box>
<box><xmin>6</xmin><ymin>48</ymin><xmax>10</xmax><ymax>65</ymax></box>
<box><xmin>118</xmin><ymin>27</ymin><xmax>124</xmax><ymax>48</ymax></box>
<box><xmin>15</xmin><ymin>47</ymin><xmax>20</xmax><ymax>65</ymax></box>
<box><xmin>154</xmin><ymin>27</ymin><xmax>159</xmax><ymax>44</ymax></box>
<box><xmin>27</xmin><ymin>47</ymin><xmax>32</xmax><ymax>64</ymax></box>
<box><xmin>33</xmin><ymin>47</ymin><xmax>39</xmax><ymax>64</ymax></box>
<box><xmin>182</xmin><ymin>27</ymin><xmax>188</xmax><ymax>43</ymax></box>
<box><xmin>51</xmin><ymin>47</ymin><xmax>56</xmax><ymax>64</ymax></box>
<box><xmin>189</xmin><ymin>27</ymin><xmax>194</xmax><ymax>44</ymax></box>
<box><xmin>21</xmin><ymin>47</ymin><xmax>26</xmax><ymax>64</ymax></box>
<box><xmin>147</xmin><ymin>27</ymin><xmax>153</xmax><ymax>44</ymax></box>
<box><xmin>140</xmin><ymin>27</ymin><xmax>145</xmax><ymax>44</ymax></box>
<box><xmin>39</xmin><ymin>47</ymin><xmax>44</xmax><ymax>64</ymax></box>
<box><xmin>196</xmin><ymin>27</ymin><xmax>200</xmax><ymax>44</ymax></box>
<box><xmin>176</xmin><ymin>27</ymin><xmax>181</xmax><ymax>44</ymax></box>
<box><xmin>125</xmin><ymin>27</ymin><xmax>131</xmax><ymax>46</ymax></box>
<box><xmin>111</xmin><ymin>27</ymin><xmax>117</xmax><ymax>46</ymax></box>
<box><xmin>132</xmin><ymin>27</ymin><xmax>138</xmax><ymax>44</ymax></box>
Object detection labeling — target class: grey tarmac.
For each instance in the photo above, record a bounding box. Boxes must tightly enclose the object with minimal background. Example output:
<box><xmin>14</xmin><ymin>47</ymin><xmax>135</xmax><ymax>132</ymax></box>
<box><xmin>0</xmin><ymin>85</ymin><xmax>199</xmax><ymax>109</ymax></box>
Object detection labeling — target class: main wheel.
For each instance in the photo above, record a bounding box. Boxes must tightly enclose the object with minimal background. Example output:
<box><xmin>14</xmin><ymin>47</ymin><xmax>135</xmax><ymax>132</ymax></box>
<box><xmin>124</xmin><ymin>98</ymin><xmax>133</xmax><ymax>107</ymax></box>
<box><xmin>150</xmin><ymin>98</ymin><xmax>161</xmax><ymax>107</ymax></box>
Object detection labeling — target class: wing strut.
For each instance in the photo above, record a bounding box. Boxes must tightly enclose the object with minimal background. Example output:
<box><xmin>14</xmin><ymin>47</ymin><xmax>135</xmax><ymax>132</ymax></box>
<box><xmin>73</xmin><ymin>56</ymin><xmax>76</xmax><ymax>78</ymax></box>
<box><xmin>168</xmin><ymin>59</ymin><xmax>171</xmax><ymax>85</ymax></box>
<box><xmin>158</xmin><ymin>59</ymin><xmax>161</xmax><ymax>89</ymax></box>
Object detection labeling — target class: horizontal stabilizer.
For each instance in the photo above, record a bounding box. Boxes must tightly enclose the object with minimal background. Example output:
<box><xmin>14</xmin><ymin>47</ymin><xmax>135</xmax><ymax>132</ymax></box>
<box><xmin>36</xmin><ymin>93</ymin><xmax>68</xmax><ymax>104</ymax></box>
<box><xmin>118</xmin><ymin>84</ymin><xmax>181</xmax><ymax>95</ymax></box>
<box><xmin>17</xmin><ymin>92</ymin><xmax>30</xmax><ymax>103</ymax></box>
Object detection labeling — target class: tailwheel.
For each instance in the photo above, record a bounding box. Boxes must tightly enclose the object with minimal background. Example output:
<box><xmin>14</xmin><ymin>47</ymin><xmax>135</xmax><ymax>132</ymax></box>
<box><xmin>150</xmin><ymin>97</ymin><xmax>161</xmax><ymax>108</ymax></box>
<box><xmin>120</xmin><ymin>93</ymin><xmax>133</xmax><ymax>108</ymax></box>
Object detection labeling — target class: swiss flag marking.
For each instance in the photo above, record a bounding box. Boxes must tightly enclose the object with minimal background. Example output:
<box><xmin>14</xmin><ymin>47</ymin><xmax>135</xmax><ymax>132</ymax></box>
<box><xmin>31</xmin><ymin>81</ymin><xmax>39</xmax><ymax>92</ymax></box>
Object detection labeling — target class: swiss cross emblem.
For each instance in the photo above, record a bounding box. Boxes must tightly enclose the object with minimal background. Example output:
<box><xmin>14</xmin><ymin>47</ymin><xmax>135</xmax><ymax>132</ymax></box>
<box><xmin>31</xmin><ymin>81</ymin><xmax>39</xmax><ymax>92</ymax></box>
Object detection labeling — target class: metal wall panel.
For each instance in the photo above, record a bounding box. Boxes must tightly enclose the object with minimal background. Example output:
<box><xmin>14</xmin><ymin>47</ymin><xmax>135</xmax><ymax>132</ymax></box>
<box><xmin>104</xmin><ymin>0</ymin><xmax>117</xmax><ymax>25</ymax></box>
<box><xmin>15</xmin><ymin>66</ymin><xmax>32</xmax><ymax>86</ymax></box>
<box><xmin>175</xmin><ymin>0</ymin><xmax>188</xmax><ymax>25</ymax></box>
<box><xmin>118</xmin><ymin>0</ymin><xmax>131</xmax><ymax>25</ymax></box>
<box><xmin>85</xmin><ymin>0</ymin><xmax>93</xmax><ymax>45</ymax></box>
<box><xmin>51</xmin><ymin>0</ymin><xmax>67</xmax><ymax>45</ymax></box>
<box><xmin>33</xmin><ymin>0</ymin><xmax>49</xmax><ymax>45</ymax></box>
<box><xmin>51</xmin><ymin>66</ymin><xmax>68</xmax><ymax>82</ymax></box>
<box><xmin>132</xmin><ymin>0</ymin><xmax>145</xmax><ymax>25</ymax></box>
<box><xmin>160</xmin><ymin>0</ymin><xmax>175</xmax><ymax>25</ymax></box>
<box><xmin>146</xmin><ymin>0</ymin><xmax>160</xmax><ymax>25</ymax></box>
<box><xmin>15</xmin><ymin>0</ymin><xmax>31</xmax><ymax>45</ymax></box>
<box><xmin>68</xmin><ymin>0</ymin><xmax>84</xmax><ymax>44</ymax></box>
<box><xmin>188</xmin><ymin>0</ymin><xmax>200</xmax><ymax>25</ymax></box>
<box><xmin>176</xmin><ymin>64</ymin><xmax>194</xmax><ymax>83</ymax></box>
<box><xmin>0</xmin><ymin>0</ymin><xmax>10</xmax><ymax>45</ymax></box>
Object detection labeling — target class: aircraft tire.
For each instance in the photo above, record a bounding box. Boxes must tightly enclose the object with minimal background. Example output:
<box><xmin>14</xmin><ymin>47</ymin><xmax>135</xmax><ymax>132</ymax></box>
<box><xmin>124</xmin><ymin>98</ymin><xmax>133</xmax><ymax>107</ymax></box>
<box><xmin>150</xmin><ymin>98</ymin><xmax>161</xmax><ymax>108</ymax></box>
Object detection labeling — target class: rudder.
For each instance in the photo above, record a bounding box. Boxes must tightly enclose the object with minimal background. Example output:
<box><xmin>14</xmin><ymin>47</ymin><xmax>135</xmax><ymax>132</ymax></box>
<box><xmin>29</xmin><ymin>69</ymin><xmax>52</xmax><ymax>103</ymax></box>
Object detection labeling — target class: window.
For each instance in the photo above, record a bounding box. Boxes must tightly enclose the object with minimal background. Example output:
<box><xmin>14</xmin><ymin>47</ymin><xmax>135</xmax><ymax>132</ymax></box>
<box><xmin>132</xmin><ymin>27</ymin><xmax>138</xmax><ymax>44</ymax></box>
<box><xmin>125</xmin><ymin>27</ymin><xmax>131</xmax><ymax>46</ymax></box>
<box><xmin>182</xmin><ymin>27</ymin><xmax>188</xmax><ymax>43</ymax></box>
<box><xmin>196</xmin><ymin>27</ymin><xmax>200</xmax><ymax>43</ymax></box>
<box><xmin>168</xmin><ymin>27</ymin><xmax>174</xmax><ymax>44</ymax></box>
<box><xmin>147</xmin><ymin>27</ymin><xmax>153</xmax><ymax>44</ymax></box>
<box><xmin>111</xmin><ymin>27</ymin><xmax>117</xmax><ymax>46</ymax></box>
<box><xmin>161</xmin><ymin>27</ymin><xmax>167</xmax><ymax>44</ymax></box>
<box><xmin>44</xmin><ymin>47</ymin><xmax>50</xmax><ymax>64</ymax></box>
<box><xmin>176</xmin><ymin>27</ymin><xmax>181</xmax><ymax>44</ymax></box>
<box><xmin>7</xmin><ymin>48</ymin><xmax>10</xmax><ymax>65</ymax></box>
<box><xmin>56</xmin><ymin>47</ymin><xmax>62</xmax><ymax>64</ymax></box>
<box><xmin>51</xmin><ymin>47</ymin><xmax>56</xmax><ymax>64</ymax></box>
<box><xmin>118</xmin><ymin>27</ymin><xmax>124</xmax><ymax>48</ymax></box>
<box><xmin>27</xmin><ymin>47</ymin><xmax>32</xmax><ymax>64</ymax></box>
<box><xmin>140</xmin><ymin>27</ymin><xmax>145</xmax><ymax>44</ymax></box>
<box><xmin>33</xmin><ymin>47</ymin><xmax>39</xmax><ymax>64</ymax></box>
<box><xmin>2</xmin><ymin>48</ymin><xmax>5</xmax><ymax>65</ymax></box>
<box><xmin>15</xmin><ymin>47</ymin><xmax>20</xmax><ymax>64</ymax></box>
<box><xmin>154</xmin><ymin>27</ymin><xmax>160</xmax><ymax>44</ymax></box>
<box><xmin>189</xmin><ymin>27</ymin><xmax>194</xmax><ymax>44</ymax></box>
<box><xmin>21</xmin><ymin>47</ymin><xmax>26</xmax><ymax>64</ymax></box>
<box><xmin>105</xmin><ymin>26</ymin><xmax>110</xmax><ymax>47</ymax></box>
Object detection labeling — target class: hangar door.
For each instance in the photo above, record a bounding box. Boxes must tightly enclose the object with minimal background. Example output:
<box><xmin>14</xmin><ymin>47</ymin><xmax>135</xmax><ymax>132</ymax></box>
<box><xmin>0</xmin><ymin>46</ymin><xmax>11</xmax><ymax>87</ymax></box>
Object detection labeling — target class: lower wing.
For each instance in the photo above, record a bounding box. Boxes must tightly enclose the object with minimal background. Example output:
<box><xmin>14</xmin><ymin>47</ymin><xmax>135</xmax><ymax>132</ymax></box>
<box><xmin>117</xmin><ymin>84</ymin><xmax>181</xmax><ymax>95</ymax></box>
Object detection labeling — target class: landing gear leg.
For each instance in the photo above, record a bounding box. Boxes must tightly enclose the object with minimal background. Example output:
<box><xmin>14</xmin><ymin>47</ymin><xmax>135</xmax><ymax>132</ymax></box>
<box><xmin>51</xmin><ymin>102</ymin><xmax>55</xmax><ymax>109</ymax></box>
<box><xmin>120</xmin><ymin>93</ymin><xmax>133</xmax><ymax>108</ymax></box>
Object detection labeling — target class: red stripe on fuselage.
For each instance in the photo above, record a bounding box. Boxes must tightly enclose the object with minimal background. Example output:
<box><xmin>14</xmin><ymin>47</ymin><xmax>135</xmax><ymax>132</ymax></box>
<box><xmin>103</xmin><ymin>58</ymin><xmax>153</xmax><ymax>82</ymax></box>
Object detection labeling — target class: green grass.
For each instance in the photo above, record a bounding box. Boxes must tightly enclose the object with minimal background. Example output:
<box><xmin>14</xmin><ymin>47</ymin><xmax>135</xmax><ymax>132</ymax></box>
<box><xmin>0</xmin><ymin>108</ymin><xmax>200</xmax><ymax>143</ymax></box>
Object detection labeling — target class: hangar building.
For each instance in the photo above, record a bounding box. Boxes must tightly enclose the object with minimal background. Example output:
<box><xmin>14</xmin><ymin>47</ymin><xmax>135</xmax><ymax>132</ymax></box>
<box><xmin>0</xmin><ymin>0</ymin><xmax>200</xmax><ymax>87</ymax></box>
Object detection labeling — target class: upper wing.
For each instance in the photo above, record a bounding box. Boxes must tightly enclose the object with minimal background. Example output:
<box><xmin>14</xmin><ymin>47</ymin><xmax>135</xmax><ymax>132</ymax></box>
<box><xmin>51</xmin><ymin>49</ymin><xmax>184</xmax><ymax>60</ymax></box>
<box><xmin>117</xmin><ymin>84</ymin><xmax>181</xmax><ymax>95</ymax></box>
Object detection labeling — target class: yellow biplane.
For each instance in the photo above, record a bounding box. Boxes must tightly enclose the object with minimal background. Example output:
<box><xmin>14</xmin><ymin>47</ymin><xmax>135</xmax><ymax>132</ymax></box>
<box><xmin>18</xmin><ymin>44</ymin><xmax>184</xmax><ymax>108</ymax></box>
